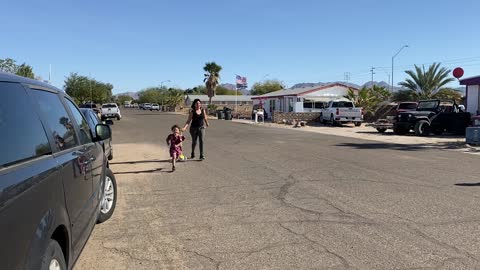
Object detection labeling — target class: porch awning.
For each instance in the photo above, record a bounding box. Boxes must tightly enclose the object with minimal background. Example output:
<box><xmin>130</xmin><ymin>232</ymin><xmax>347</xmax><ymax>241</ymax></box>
<box><xmin>302</xmin><ymin>96</ymin><xmax>346</xmax><ymax>102</ymax></box>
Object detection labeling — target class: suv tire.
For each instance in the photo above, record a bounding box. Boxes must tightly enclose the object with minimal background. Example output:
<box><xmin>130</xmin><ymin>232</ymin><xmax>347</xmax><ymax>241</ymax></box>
<box><xmin>40</xmin><ymin>240</ymin><xmax>66</xmax><ymax>270</ymax></box>
<box><xmin>97</xmin><ymin>168</ymin><xmax>117</xmax><ymax>223</ymax></box>
<box><xmin>414</xmin><ymin>120</ymin><xmax>431</xmax><ymax>136</ymax></box>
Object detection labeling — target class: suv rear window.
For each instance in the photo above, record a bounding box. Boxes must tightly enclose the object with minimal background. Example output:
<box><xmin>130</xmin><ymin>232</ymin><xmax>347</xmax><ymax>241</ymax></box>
<box><xmin>0</xmin><ymin>82</ymin><xmax>51</xmax><ymax>167</ymax></box>
<box><xmin>102</xmin><ymin>104</ymin><xmax>117</xmax><ymax>108</ymax></box>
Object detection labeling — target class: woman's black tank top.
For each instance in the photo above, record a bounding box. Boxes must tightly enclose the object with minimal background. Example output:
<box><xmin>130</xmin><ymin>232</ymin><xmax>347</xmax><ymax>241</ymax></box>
<box><xmin>191</xmin><ymin>109</ymin><xmax>204</xmax><ymax>128</ymax></box>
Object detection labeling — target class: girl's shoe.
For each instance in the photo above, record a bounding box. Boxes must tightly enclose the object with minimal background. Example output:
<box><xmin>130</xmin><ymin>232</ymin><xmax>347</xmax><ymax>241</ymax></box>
<box><xmin>172</xmin><ymin>166</ymin><xmax>176</xmax><ymax>172</ymax></box>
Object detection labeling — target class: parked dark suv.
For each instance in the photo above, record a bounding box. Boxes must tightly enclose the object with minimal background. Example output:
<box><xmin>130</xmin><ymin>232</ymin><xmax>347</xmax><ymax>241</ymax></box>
<box><xmin>0</xmin><ymin>72</ymin><xmax>117</xmax><ymax>270</ymax></box>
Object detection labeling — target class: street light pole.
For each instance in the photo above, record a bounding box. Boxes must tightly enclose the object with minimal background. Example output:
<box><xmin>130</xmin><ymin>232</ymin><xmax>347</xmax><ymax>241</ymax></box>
<box><xmin>391</xmin><ymin>45</ymin><xmax>409</xmax><ymax>92</ymax></box>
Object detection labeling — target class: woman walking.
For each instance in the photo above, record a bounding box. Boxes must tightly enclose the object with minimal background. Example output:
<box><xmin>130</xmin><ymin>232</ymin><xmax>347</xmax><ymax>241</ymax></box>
<box><xmin>183</xmin><ymin>99</ymin><xmax>209</xmax><ymax>160</ymax></box>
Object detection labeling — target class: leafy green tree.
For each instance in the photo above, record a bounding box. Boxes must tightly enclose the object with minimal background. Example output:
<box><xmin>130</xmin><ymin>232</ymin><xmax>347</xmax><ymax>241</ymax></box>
<box><xmin>251</xmin><ymin>80</ymin><xmax>285</xmax><ymax>95</ymax></box>
<box><xmin>398</xmin><ymin>62</ymin><xmax>455</xmax><ymax>100</ymax></box>
<box><xmin>164</xmin><ymin>88</ymin><xmax>185</xmax><ymax>107</ymax></box>
<box><xmin>432</xmin><ymin>88</ymin><xmax>463</xmax><ymax>103</ymax></box>
<box><xmin>216</xmin><ymin>86</ymin><xmax>242</xmax><ymax>95</ymax></box>
<box><xmin>392</xmin><ymin>90</ymin><xmax>416</xmax><ymax>102</ymax></box>
<box><xmin>344</xmin><ymin>85</ymin><xmax>391</xmax><ymax>114</ymax></box>
<box><xmin>16</xmin><ymin>63</ymin><xmax>35</xmax><ymax>79</ymax></box>
<box><xmin>64</xmin><ymin>73</ymin><xmax>113</xmax><ymax>104</ymax></box>
<box><xmin>138</xmin><ymin>87</ymin><xmax>163</xmax><ymax>103</ymax></box>
<box><xmin>203</xmin><ymin>62</ymin><xmax>222</xmax><ymax>104</ymax></box>
<box><xmin>116</xmin><ymin>95</ymin><xmax>133</xmax><ymax>105</ymax></box>
<box><xmin>0</xmin><ymin>58</ymin><xmax>18</xmax><ymax>73</ymax></box>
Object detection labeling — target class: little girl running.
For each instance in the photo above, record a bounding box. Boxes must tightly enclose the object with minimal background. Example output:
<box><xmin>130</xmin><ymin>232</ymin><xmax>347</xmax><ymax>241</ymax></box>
<box><xmin>166</xmin><ymin>125</ymin><xmax>185</xmax><ymax>172</ymax></box>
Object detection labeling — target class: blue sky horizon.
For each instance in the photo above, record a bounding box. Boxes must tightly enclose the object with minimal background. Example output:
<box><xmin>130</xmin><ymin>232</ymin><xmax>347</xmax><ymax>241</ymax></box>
<box><xmin>3</xmin><ymin>0</ymin><xmax>479</xmax><ymax>94</ymax></box>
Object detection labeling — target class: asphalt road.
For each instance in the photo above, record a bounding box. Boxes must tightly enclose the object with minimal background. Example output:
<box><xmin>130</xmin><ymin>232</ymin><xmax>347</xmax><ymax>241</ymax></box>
<box><xmin>76</xmin><ymin>109</ymin><xmax>480</xmax><ymax>270</ymax></box>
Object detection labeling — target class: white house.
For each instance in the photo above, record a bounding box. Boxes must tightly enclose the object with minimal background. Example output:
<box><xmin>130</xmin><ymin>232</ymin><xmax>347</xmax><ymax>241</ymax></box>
<box><xmin>460</xmin><ymin>75</ymin><xmax>480</xmax><ymax>115</ymax></box>
<box><xmin>185</xmin><ymin>95</ymin><xmax>257</xmax><ymax>107</ymax></box>
<box><xmin>251</xmin><ymin>83</ymin><xmax>358</xmax><ymax>116</ymax></box>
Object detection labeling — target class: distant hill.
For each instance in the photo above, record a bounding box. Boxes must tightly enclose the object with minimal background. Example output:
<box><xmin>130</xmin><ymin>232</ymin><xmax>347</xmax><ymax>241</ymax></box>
<box><xmin>290</xmin><ymin>81</ymin><xmax>362</xmax><ymax>89</ymax></box>
<box><xmin>114</xmin><ymin>92</ymin><xmax>139</xmax><ymax>100</ymax></box>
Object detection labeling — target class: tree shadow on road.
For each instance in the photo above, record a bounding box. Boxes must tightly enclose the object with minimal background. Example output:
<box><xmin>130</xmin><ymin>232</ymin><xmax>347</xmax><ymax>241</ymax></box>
<box><xmin>455</xmin><ymin>182</ymin><xmax>480</xmax><ymax>187</ymax></box>
<box><xmin>335</xmin><ymin>141</ymin><xmax>466</xmax><ymax>152</ymax></box>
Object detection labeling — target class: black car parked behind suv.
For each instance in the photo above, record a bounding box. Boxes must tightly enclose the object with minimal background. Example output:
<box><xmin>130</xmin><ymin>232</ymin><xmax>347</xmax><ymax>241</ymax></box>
<box><xmin>0</xmin><ymin>72</ymin><xmax>117</xmax><ymax>270</ymax></box>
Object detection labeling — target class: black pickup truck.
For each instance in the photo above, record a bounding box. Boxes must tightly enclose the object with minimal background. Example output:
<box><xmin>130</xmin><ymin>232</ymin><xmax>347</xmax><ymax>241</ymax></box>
<box><xmin>0</xmin><ymin>72</ymin><xmax>117</xmax><ymax>270</ymax></box>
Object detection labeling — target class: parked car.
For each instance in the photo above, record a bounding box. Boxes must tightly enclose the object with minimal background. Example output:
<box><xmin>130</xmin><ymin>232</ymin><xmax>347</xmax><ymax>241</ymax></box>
<box><xmin>81</xmin><ymin>108</ymin><xmax>114</xmax><ymax>160</ymax></box>
<box><xmin>0</xmin><ymin>72</ymin><xmax>117</xmax><ymax>270</ymax></box>
<box><xmin>393</xmin><ymin>99</ymin><xmax>471</xmax><ymax>136</ymax></box>
<box><xmin>143</xmin><ymin>103</ymin><xmax>152</xmax><ymax>110</ymax></box>
<box><xmin>132</xmin><ymin>103</ymin><xmax>139</xmax><ymax>108</ymax></box>
<box><xmin>368</xmin><ymin>102</ymin><xmax>418</xmax><ymax>133</ymax></box>
<box><xmin>79</xmin><ymin>102</ymin><xmax>101</xmax><ymax>114</ymax></box>
<box><xmin>320</xmin><ymin>100</ymin><xmax>363</xmax><ymax>126</ymax></box>
<box><xmin>101</xmin><ymin>103</ymin><xmax>122</xmax><ymax>121</ymax></box>
<box><xmin>151</xmin><ymin>103</ymin><xmax>160</xmax><ymax>111</ymax></box>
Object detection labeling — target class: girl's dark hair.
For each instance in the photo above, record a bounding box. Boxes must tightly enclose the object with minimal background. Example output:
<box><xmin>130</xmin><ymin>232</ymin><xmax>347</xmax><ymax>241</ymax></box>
<box><xmin>171</xmin><ymin>124</ymin><xmax>181</xmax><ymax>131</ymax></box>
<box><xmin>191</xmin><ymin>98</ymin><xmax>201</xmax><ymax>109</ymax></box>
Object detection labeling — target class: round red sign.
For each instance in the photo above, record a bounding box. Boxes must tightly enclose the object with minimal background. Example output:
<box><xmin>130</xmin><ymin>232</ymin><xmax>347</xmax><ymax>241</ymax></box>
<box><xmin>453</xmin><ymin>67</ymin><xmax>464</xmax><ymax>79</ymax></box>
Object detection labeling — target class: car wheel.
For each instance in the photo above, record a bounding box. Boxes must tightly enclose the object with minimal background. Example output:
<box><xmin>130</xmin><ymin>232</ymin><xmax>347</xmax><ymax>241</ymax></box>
<box><xmin>40</xmin><ymin>240</ymin><xmax>66</xmax><ymax>270</ymax></box>
<box><xmin>354</xmin><ymin>122</ymin><xmax>362</xmax><ymax>127</ymax></box>
<box><xmin>97</xmin><ymin>168</ymin><xmax>117</xmax><ymax>223</ymax></box>
<box><xmin>414</xmin><ymin>120</ymin><xmax>430</xmax><ymax>136</ymax></box>
<box><xmin>377</xmin><ymin>128</ymin><xmax>387</xmax><ymax>133</ymax></box>
<box><xmin>116</xmin><ymin>116</ymin><xmax>120</xmax><ymax>121</ymax></box>
<box><xmin>330</xmin><ymin>114</ymin><xmax>336</xmax><ymax>126</ymax></box>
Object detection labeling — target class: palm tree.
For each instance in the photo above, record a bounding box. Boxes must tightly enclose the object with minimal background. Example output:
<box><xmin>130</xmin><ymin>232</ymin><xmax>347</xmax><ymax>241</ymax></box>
<box><xmin>203</xmin><ymin>62</ymin><xmax>222</xmax><ymax>105</ymax></box>
<box><xmin>398</xmin><ymin>62</ymin><xmax>455</xmax><ymax>100</ymax></box>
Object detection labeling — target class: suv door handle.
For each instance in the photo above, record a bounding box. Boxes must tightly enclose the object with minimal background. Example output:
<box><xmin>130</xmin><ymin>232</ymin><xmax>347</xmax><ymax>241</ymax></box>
<box><xmin>83</xmin><ymin>157</ymin><xmax>95</xmax><ymax>165</ymax></box>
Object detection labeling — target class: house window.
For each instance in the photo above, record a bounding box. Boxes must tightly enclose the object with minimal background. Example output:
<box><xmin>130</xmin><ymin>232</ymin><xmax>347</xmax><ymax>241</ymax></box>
<box><xmin>303</xmin><ymin>102</ymin><xmax>313</xmax><ymax>109</ymax></box>
<box><xmin>269</xmin><ymin>100</ymin><xmax>276</xmax><ymax>111</ymax></box>
<box><xmin>297</xmin><ymin>97</ymin><xmax>302</xmax><ymax>102</ymax></box>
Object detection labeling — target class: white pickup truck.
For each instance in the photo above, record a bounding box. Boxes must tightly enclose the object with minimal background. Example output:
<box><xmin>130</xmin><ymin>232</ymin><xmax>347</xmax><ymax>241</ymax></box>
<box><xmin>101</xmin><ymin>103</ymin><xmax>122</xmax><ymax>121</ymax></box>
<box><xmin>320</xmin><ymin>100</ymin><xmax>363</xmax><ymax>126</ymax></box>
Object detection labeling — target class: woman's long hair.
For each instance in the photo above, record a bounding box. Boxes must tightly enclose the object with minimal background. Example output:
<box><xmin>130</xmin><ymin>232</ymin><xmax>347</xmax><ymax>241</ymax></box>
<box><xmin>191</xmin><ymin>98</ymin><xmax>201</xmax><ymax>110</ymax></box>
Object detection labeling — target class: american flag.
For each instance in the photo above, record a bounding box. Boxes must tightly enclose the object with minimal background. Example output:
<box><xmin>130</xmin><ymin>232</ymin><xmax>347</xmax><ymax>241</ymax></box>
<box><xmin>236</xmin><ymin>75</ymin><xmax>247</xmax><ymax>85</ymax></box>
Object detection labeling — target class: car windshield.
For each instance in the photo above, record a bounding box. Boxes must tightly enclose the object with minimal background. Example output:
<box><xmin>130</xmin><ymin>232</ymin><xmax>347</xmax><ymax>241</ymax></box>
<box><xmin>333</xmin><ymin>102</ymin><xmax>354</xmax><ymax>108</ymax></box>
<box><xmin>417</xmin><ymin>101</ymin><xmax>439</xmax><ymax>111</ymax></box>
<box><xmin>398</xmin><ymin>103</ymin><xmax>417</xmax><ymax>110</ymax></box>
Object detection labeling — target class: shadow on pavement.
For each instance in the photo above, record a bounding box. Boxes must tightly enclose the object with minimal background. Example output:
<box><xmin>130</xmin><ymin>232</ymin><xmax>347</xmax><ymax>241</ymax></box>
<box><xmin>115</xmin><ymin>168</ymin><xmax>166</xmax><ymax>175</ymax></box>
<box><xmin>110</xmin><ymin>159</ymin><xmax>171</xmax><ymax>165</ymax></box>
<box><xmin>455</xmin><ymin>182</ymin><xmax>480</xmax><ymax>187</ymax></box>
<box><xmin>335</xmin><ymin>141</ymin><xmax>466</xmax><ymax>151</ymax></box>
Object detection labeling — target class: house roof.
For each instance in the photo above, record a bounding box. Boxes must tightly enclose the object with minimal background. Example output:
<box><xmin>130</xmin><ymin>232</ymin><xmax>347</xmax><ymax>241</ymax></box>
<box><xmin>460</xmin><ymin>75</ymin><xmax>480</xmax><ymax>86</ymax></box>
<box><xmin>251</xmin><ymin>83</ymin><xmax>358</xmax><ymax>99</ymax></box>
<box><xmin>185</xmin><ymin>95</ymin><xmax>257</xmax><ymax>102</ymax></box>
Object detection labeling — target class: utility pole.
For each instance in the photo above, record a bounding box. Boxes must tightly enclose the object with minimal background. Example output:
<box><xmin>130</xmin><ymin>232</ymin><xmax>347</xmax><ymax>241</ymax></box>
<box><xmin>344</xmin><ymin>72</ymin><xmax>351</xmax><ymax>82</ymax></box>
<box><xmin>370</xmin><ymin>67</ymin><xmax>376</xmax><ymax>88</ymax></box>
<box><xmin>391</xmin><ymin>45</ymin><xmax>409</xmax><ymax>92</ymax></box>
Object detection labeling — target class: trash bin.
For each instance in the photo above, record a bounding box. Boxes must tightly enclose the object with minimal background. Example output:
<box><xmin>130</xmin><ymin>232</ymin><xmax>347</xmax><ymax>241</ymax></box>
<box><xmin>223</xmin><ymin>107</ymin><xmax>232</xmax><ymax>120</ymax></box>
<box><xmin>216</xmin><ymin>110</ymin><xmax>224</xmax><ymax>120</ymax></box>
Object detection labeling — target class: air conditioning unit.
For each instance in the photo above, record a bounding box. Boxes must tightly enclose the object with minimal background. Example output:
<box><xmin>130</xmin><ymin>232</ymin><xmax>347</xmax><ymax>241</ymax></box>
<box><xmin>466</xmin><ymin>127</ymin><xmax>480</xmax><ymax>145</ymax></box>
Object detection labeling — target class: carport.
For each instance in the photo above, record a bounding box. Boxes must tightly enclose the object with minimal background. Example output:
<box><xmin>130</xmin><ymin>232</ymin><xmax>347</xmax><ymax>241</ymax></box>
<box><xmin>460</xmin><ymin>75</ymin><xmax>480</xmax><ymax>115</ymax></box>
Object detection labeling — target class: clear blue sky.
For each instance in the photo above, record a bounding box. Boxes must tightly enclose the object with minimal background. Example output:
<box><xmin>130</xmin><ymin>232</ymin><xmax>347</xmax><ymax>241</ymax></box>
<box><xmin>3</xmin><ymin>0</ymin><xmax>480</xmax><ymax>94</ymax></box>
